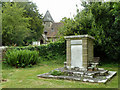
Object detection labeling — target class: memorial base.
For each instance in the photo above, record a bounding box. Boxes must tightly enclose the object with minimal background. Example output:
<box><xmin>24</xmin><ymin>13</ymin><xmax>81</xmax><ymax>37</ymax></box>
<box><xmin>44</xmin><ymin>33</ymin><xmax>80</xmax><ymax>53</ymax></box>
<box><xmin>37</xmin><ymin>67</ymin><xmax>116</xmax><ymax>83</ymax></box>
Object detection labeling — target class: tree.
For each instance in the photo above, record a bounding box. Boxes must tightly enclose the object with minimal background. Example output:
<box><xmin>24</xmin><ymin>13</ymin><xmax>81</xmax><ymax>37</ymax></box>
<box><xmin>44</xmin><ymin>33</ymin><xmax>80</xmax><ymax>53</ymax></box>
<box><xmin>0</xmin><ymin>4</ymin><xmax>2</xmax><ymax>46</ymax></box>
<box><xmin>59</xmin><ymin>17</ymin><xmax>75</xmax><ymax>36</ymax></box>
<box><xmin>58</xmin><ymin>2</ymin><xmax>120</xmax><ymax>63</ymax></box>
<box><xmin>88</xmin><ymin>2</ymin><xmax>120</xmax><ymax>62</ymax></box>
<box><xmin>17</xmin><ymin>2</ymin><xmax>44</xmax><ymax>45</ymax></box>
<box><xmin>2</xmin><ymin>2</ymin><xmax>30</xmax><ymax>46</ymax></box>
<box><xmin>2</xmin><ymin>1</ymin><xmax>44</xmax><ymax>46</ymax></box>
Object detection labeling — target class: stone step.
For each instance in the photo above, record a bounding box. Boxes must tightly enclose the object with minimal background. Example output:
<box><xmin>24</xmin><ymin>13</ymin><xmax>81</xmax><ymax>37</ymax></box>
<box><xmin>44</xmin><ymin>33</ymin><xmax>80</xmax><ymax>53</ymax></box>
<box><xmin>37</xmin><ymin>71</ymin><xmax>117</xmax><ymax>83</ymax></box>
<box><xmin>55</xmin><ymin>68</ymin><xmax>109</xmax><ymax>78</ymax></box>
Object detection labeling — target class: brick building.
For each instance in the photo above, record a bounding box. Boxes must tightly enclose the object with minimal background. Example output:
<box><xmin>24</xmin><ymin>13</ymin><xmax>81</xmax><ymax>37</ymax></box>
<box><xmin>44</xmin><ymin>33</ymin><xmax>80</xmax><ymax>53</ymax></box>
<box><xmin>41</xmin><ymin>10</ymin><xmax>63</xmax><ymax>44</ymax></box>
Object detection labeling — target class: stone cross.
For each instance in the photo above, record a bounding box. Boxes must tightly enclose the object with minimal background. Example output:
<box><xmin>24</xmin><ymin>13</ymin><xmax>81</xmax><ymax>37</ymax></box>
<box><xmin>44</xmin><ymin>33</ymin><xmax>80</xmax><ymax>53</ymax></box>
<box><xmin>64</xmin><ymin>35</ymin><xmax>95</xmax><ymax>71</ymax></box>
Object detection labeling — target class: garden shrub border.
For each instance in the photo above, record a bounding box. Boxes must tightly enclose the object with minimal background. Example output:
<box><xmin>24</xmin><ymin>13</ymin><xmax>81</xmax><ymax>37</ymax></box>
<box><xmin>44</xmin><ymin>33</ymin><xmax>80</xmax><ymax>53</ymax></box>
<box><xmin>5</xmin><ymin>49</ymin><xmax>39</xmax><ymax>68</ymax></box>
<box><xmin>2</xmin><ymin>41</ymin><xmax>66</xmax><ymax>67</ymax></box>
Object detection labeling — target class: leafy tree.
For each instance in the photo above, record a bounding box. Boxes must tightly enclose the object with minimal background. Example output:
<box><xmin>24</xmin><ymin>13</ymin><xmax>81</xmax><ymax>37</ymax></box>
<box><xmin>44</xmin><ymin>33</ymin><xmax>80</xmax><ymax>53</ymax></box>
<box><xmin>2</xmin><ymin>1</ymin><xmax>44</xmax><ymax>46</ymax></box>
<box><xmin>0</xmin><ymin>4</ymin><xmax>1</xmax><ymax>46</ymax></box>
<box><xmin>59</xmin><ymin>2</ymin><xmax>120</xmax><ymax>63</ymax></box>
<box><xmin>2</xmin><ymin>2</ymin><xmax>30</xmax><ymax>46</ymax></box>
<box><xmin>17</xmin><ymin>2</ymin><xmax>44</xmax><ymax>45</ymax></box>
<box><xmin>88</xmin><ymin>2</ymin><xmax>120</xmax><ymax>62</ymax></box>
<box><xmin>59</xmin><ymin>17</ymin><xmax>75</xmax><ymax>36</ymax></box>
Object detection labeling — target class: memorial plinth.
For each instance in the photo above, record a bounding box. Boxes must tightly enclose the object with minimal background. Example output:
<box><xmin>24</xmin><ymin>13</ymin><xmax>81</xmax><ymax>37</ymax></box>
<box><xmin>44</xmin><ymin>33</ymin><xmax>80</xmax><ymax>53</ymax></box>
<box><xmin>64</xmin><ymin>35</ymin><xmax>95</xmax><ymax>70</ymax></box>
<box><xmin>37</xmin><ymin>35</ymin><xmax>117</xmax><ymax>83</ymax></box>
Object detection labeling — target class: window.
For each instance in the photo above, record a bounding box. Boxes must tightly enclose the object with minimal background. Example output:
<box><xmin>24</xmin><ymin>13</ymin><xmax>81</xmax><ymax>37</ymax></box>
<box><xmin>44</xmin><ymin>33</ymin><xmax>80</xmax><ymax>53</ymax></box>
<box><xmin>51</xmin><ymin>28</ymin><xmax>54</xmax><ymax>32</ymax></box>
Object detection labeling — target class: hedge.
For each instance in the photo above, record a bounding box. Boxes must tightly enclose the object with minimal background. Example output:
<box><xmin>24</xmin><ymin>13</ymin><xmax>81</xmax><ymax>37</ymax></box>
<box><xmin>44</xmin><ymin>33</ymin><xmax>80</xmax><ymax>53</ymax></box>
<box><xmin>4</xmin><ymin>41</ymin><xmax>66</xmax><ymax>60</ymax></box>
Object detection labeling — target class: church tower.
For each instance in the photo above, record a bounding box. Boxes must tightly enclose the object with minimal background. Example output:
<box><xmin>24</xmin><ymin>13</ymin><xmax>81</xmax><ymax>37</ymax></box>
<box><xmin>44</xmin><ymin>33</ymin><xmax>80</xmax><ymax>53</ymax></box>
<box><xmin>41</xmin><ymin>10</ymin><xmax>63</xmax><ymax>44</ymax></box>
<box><xmin>42</xmin><ymin>10</ymin><xmax>54</xmax><ymax>44</ymax></box>
<box><xmin>43</xmin><ymin>10</ymin><xmax>54</xmax><ymax>29</ymax></box>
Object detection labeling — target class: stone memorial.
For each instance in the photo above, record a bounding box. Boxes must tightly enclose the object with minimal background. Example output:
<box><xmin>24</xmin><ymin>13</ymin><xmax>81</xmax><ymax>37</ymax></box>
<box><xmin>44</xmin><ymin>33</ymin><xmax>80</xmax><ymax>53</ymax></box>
<box><xmin>64</xmin><ymin>35</ymin><xmax>94</xmax><ymax>70</ymax></box>
<box><xmin>37</xmin><ymin>35</ymin><xmax>117</xmax><ymax>83</ymax></box>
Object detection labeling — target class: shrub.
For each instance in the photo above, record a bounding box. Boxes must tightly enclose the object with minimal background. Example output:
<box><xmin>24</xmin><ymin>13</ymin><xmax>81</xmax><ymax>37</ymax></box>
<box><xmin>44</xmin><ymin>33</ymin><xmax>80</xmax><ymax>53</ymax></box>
<box><xmin>49</xmin><ymin>70</ymin><xmax>64</xmax><ymax>76</ymax></box>
<box><xmin>36</xmin><ymin>41</ymin><xmax>66</xmax><ymax>60</ymax></box>
<box><xmin>4</xmin><ymin>40</ymin><xmax>66</xmax><ymax>63</ymax></box>
<box><xmin>7</xmin><ymin>40</ymin><xmax>66</xmax><ymax>57</ymax></box>
<box><xmin>5</xmin><ymin>49</ymin><xmax>39</xmax><ymax>68</ymax></box>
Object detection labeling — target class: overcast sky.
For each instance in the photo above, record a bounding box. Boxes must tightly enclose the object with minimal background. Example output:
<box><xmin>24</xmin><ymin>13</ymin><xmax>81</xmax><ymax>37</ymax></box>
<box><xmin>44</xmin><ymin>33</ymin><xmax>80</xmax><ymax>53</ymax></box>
<box><xmin>32</xmin><ymin>0</ymin><xmax>84</xmax><ymax>22</ymax></box>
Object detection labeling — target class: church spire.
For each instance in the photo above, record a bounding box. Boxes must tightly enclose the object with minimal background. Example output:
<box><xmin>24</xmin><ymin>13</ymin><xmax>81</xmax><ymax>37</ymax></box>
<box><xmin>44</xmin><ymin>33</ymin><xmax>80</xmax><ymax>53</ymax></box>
<box><xmin>43</xmin><ymin>10</ymin><xmax>54</xmax><ymax>22</ymax></box>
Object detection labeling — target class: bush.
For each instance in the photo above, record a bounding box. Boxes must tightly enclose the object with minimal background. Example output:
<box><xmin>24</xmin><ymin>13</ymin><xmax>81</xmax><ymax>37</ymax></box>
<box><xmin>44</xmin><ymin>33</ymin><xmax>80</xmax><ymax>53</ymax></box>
<box><xmin>4</xmin><ymin>40</ymin><xmax>66</xmax><ymax>64</ymax></box>
<box><xmin>36</xmin><ymin>41</ymin><xmax>66</xmax><ymax>60</ymax></box>
<box><xmin>5</xmin><ymin>49</ymin><xmax>39</xmax><ymax>68</ymax></box>
<box><xmin>49</xmin><ymin>70</ymin><xmax>64</xmax><ymax>76</ymax></box>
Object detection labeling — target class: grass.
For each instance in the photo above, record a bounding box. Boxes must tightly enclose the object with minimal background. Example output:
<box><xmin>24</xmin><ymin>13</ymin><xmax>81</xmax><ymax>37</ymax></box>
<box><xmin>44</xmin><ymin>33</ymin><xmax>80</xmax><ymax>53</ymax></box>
<box><xmin>2</xmin><ymin>60</ymin><xmax>118</xmax><ymax>88</ymax></box>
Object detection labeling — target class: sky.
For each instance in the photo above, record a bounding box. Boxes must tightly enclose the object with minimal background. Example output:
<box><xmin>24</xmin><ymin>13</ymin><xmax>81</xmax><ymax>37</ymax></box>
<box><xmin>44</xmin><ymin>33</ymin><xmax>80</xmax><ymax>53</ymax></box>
<box><xmin>32</xmin><ymin>0</ymin><xmax>84</xmax><ymax>22</ymax></box>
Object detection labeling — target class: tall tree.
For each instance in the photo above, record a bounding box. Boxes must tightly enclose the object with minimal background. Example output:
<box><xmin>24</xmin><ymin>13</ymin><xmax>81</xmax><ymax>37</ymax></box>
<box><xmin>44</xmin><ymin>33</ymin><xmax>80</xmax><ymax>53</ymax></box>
<box><xmin>17</xmin><ymin>2</ymin><xmax>44</xmax><ymax>45</ymax></box>
<box><xmin>0</xmin><ymin>4</ymin><xmax>2</xmax><ymax>46</ymax></box>
<box><xmin>59</xmin><ymin>2</ymin><xmax>120</xmax><ymax>62</ymax></box>
<box><xmin>2</xmin><ymin>2</ymin><xmax>30</xmax><ymax>46</ymax></box>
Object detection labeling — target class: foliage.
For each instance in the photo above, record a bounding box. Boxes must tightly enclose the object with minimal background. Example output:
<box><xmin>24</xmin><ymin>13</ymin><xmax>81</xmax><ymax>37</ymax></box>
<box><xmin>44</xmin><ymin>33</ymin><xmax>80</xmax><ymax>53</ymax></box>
<box><xmin>2</xmin><ymin>2</ymin><xmax>30</xmax><ymax>46</ymax></box>
<box><xmin>59</xmin><ymin>17</ymin><xmax>75</xmax><ymax>36</ymax></box>
<box><xmin>17</xmin><ymin>2</ymin><xmax>44</xmax><ymax>45</ymax></box>
<box><xmin>7</xmin><ymin>40</ymin><xmax>66</xmax><ymax>61</ymax></box>
<box><xmin>2</xmin><ymin>1</ymin><xmax>44</xmax><ymax>46</ymax></box>
<box><xmin>5</xmin><ymin>49</ymin><xmax>39</xmax><ymax>68</ymax></box>
<box><xmin>49</xmin><ymin>70</ymin><xmax>64</xmax><ymax>76</ymax></box>
<box><xmin>3</xmin><ymin>41</ymin><xmax>66</xmax><ymax>66</ymax></box>
<box><xmin>58</xmin><ymin>2</ymin><xmax>120</xmax><ymax>62</ymax></box>
<box><xmin>38</xmin><ymin>41</ymin><xmax>66</xmax><ymax>60</ymax></box>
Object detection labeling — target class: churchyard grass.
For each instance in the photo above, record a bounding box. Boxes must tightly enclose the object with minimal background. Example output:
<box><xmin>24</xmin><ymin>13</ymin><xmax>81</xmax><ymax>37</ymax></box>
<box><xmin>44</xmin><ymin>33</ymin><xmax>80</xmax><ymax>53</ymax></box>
<box><xmin>2</xmin><ymin>61</ymin><xmax>118</xmax><ymax>88</ymax></box>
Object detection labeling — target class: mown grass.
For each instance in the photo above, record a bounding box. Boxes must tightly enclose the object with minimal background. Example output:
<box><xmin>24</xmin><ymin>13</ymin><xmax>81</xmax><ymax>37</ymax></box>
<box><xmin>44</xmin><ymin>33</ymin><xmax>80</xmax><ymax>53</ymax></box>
<box><xmin>2</xmin><ymin>61</ymin><xmax>118</xmax><ymax>88</ymax></box>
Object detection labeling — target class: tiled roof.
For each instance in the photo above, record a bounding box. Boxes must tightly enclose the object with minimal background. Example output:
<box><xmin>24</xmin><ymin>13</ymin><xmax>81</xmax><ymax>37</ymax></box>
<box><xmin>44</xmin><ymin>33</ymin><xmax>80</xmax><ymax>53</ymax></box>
<box><xmin>47</xmin><ymin>22</ymin><xmax>63</xmax><ymax>38</ymax></box>
<box><xmin>43</xmin><ymin>10</ymin><xmax>54</xmax><ymax>22</ymax></box>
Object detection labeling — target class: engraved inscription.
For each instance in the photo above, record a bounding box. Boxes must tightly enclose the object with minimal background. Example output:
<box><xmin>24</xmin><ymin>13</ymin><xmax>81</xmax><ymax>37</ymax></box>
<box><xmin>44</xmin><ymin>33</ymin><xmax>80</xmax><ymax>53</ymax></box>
<box><xmin>71</xmin><ymin>40</ymin><xmax>82</xmax><ymax>45</ymax></box>
<box><xmin>71</xmin><ymin>45</ymin><xmax>83</xmax><ymax>68</ymax></box>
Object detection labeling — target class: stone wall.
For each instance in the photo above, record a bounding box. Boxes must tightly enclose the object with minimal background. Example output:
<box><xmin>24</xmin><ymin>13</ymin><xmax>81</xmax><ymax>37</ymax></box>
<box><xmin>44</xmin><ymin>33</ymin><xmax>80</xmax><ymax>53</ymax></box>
<box><xmin>82</xmin><ymin>38</ymin><xmax>94</xmax><ymax>68</ymax></box>
<box><xmin>66</xmin><ymin>39</ymin><xmax>71</xmax><ymax>67</ymax></box>
<box><xmin>43</xmin><ymin>22</ymin><xmax>52</xmax><ymax>28</ymax></box>
<box><xmin>82</xmin><ymin>37</ymin><xmax>88</xmax><ymax>69</ymax></box>
<box><xmin>88</xmin><ymin>38</ymin><xmax>94</xmax><ymax>64</ymax></box>
<box><xmin>0</xmin><ymin>47</ymin><xmax>7</xmax><ymax>61</ymax></box>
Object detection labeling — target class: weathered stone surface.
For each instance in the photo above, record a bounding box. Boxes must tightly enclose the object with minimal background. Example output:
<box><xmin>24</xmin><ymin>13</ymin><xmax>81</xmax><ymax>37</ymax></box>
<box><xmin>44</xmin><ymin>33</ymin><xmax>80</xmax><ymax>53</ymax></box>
<box><xmin>97</xmin><ymin>79</ymin><xmax>107</xmax><ymax>83</ymax></box>
<box><xmin>84</xmin><ymin>75</ymin><xmax>93</xmax><ymax>78</ymax></box>
<box><xmin>73</xmin><ymin>78</ymin><xmax>81</xmax><ymax>81</ymax></box>
<box><xmin>99</xmin><ymin>70</ymin><xmax>108</xmax><ymax>76</ymax></box>
<box><xmin>65</xmin><ymin>35</ymin><xmax>94</xmax><ymax>70</ymax></box>
<box><xmin>37</xmin><ymin>68</ymin><xmax>117</xmax><ymax>83</ymax></box>
<box><xmin>64</xmin><ymin>35</ymin><xmax>95</xmax><ymax>40</ymax></box>
<box><xmin>98</xmin><ymin>68</ymin><xmax>104</xmax><ymax>70</ymax></box>
<box><xmin>106</xmin><ymin>71</ymin><xmax>117</xmax><ymax>79</ymax></box>
<box><xmin>57</xmin><ymin>76</ymin><xmax>65</xmax><ymax>79</ymax></box>
<box><xmin>71</xmin><ymin>40</ymin><xmax>82</xmax><ymax>45</ymax></box>
<box><xmin>37</xmin><ymin>35</ymin><xmax>116</xmax><ymax>83</ymax></box>
<box><xmin>71</xmin><ymin>45</ymin><xmax>83</xmax><ymax>68</ymax></box>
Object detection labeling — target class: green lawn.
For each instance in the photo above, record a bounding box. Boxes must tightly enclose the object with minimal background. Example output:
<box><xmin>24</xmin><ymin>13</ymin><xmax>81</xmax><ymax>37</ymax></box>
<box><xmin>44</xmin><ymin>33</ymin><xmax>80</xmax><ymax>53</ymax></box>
<box><xmin>2</xmin><ymin>61</ymin><xmax>118</xmax><ymax>88</ymax></box>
